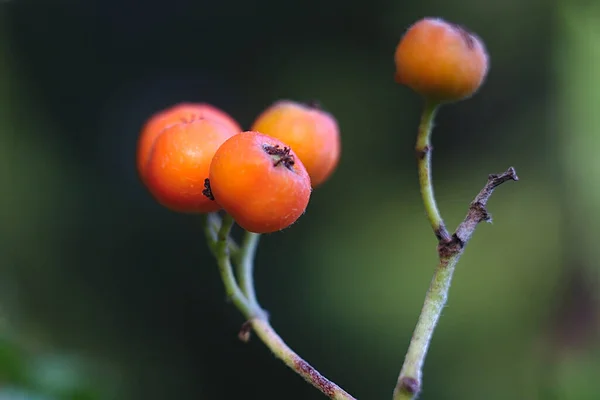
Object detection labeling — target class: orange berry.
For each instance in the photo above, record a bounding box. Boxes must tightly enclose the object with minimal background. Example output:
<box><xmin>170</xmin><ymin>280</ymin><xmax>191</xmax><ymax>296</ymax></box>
<box><xmin>394</xmin><ymin>18</ymin><xmax>489</xmax><ymax>103</ymax></box>
<box><xmin>251</xmin><ymin>100</ymin><xmax>340</xmax><ymax>188</ymax></box>
<box><xmin>208</xmin><ymin>131</ymin><xmax>312</xmax><ymax>234</ymax></box>
<box><xmin>144</xmin><ymin>119</ymin><xmax>236</xmax><ymax>213</ymax></box>
<box><xmin>137</xmin><ymin>103</ymin><xmax>241</xmax><ymax>184</ymax></box>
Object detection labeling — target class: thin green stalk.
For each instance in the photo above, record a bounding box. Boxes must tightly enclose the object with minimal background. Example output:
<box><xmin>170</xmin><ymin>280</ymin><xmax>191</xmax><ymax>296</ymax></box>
<box><xmin>416</xmin><ymin>102</ymin><xmax>450</xmax><ymax>242</ymax></box>
<box><xmin>236</xmin><ymin>231</ymin><xmax>261</xmax><ymax>306</ymax></box>
<box><xmin>205</xmin><ymin>212</ymin><xmax>240</xmax><ymax>256</ymax></box>
<box><xmin>210</xmin><ymin>213</ymin><xmax>254</xmax><ymax>317</ymax></box>
<box><xmin>204</xmin><ymin>213</ymin><xmax>356</xmax><ymax>400</ymax></box>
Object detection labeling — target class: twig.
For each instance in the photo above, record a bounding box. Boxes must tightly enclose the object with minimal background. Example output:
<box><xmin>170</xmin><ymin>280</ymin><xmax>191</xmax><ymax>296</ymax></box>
<box><xmin>235</xmin><ymin>231</ymin><xmax>261</xmax><ymax>305</ymax></box>
<box><xmin>206</xmin><ymin>213</ymin><xmax>240</xmax><ymax>255</ymax></box>
<box><xmin>250</xmin><ymin>318</ymin><xmax>356</xmax><ymax>400</ymax></box>
<box><xmin>452</xmin><ymin>167</ymin><xmax>520</xmax><ymax>248</ymax></box>
<box><xmin>209</xmin><ymin>214</ymin><xmax>252</xmax><ymax>316</ymax></box>
<box><xmin>205</xmin><ymin>213</ymin><xmax>356</xmax><ymax>400</ymax></box>
<box><xmin>415</xmin><ymin>102</ymin><xmax>451</xmax><ymax>242</ymax></box>
<box><xmin>394</xmin><ymin>167</ymin><xmax>518</xmax><ymax>400</ymax></box>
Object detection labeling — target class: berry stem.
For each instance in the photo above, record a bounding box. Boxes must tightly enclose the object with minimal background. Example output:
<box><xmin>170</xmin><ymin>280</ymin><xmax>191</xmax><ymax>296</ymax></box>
<box><xmin>249</xmin><ymin>317</ymin><xmax>356</xmax><ymax>400</ymax></box>
<box><xmin>205</xmin><ymin>213</ymin><xmax>356</xmax><ymax>400</ymax></box>
<box><xmin>393</xmin><ymin>168</ymin><xmax>518</xmax><ymax>400</ymax></box>
<box><xmin>206</xmin><ymin>213</ymin><xmax>254</xmax><ymax>317</ymax></box>
<box><xmin>415</xmin><ymin>101</ymin><xmax>450</xmax><ymax>242</ymax></box>
<box><xmin>205</xmin><ymin>213</ymin><xmax>240</xmax><ymax>256</ymax></box>
<box><xmin>235</xmin><ymin>231</ymin><xmax>261</xmax><ymax>305</ymax></box>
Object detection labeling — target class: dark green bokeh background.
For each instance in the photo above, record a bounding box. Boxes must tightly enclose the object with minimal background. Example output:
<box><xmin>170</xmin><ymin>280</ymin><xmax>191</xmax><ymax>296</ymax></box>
<box><xmin>1</xmin><ymin>0</ymin><xmax>599</xmax><ymax>399</ymax></box>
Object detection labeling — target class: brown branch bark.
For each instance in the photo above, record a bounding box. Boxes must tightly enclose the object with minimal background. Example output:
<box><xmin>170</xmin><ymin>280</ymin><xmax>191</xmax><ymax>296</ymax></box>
<box><xmin>438</xmin><ymin>167</ymin><xmax>519</xmax><ymax>259</ymax></box>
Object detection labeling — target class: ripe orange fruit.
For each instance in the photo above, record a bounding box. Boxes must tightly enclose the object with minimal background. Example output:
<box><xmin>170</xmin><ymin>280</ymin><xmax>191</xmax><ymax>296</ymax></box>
<box><xmin>144</xmin><ymin>119</ymin><xmax>236</xmax><ymax>213</ymax></box>
<box><xmin>251</xmin><ymin>100</ymin><xmax>340</xmax><ymax>188</ymax></box>
<box><xmin>394</xmin><ymin>18</ymin><xmax>489</xmax><ymax>103</ymax></box>
<box><xmin>208</xmin><ymin>131</ymin><xmax>312</xmax><ymax>233</ymax></box>
<box><xmin>137</xmin><ymin>103</ymin><xmax>241</xmax><ymax>184</ymax></box>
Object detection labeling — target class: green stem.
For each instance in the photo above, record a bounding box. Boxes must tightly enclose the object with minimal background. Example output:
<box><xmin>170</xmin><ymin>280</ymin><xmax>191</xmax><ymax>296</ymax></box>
<box><xmin>206</xmin><ymin>213</ymin><xmax>240</xmax><ymax>256</ymax></box>
<box><xmin>393</xmin><ymin>254</ymin><xmax>461</xmax><ymax>400</ymax></box>
<box><xmin>236</xmin><ymin>231</ymin><xmax>261</xmax><ymax>306</ymax></box>
<box><xmin>416</xmin><ymin>102</ymin><xmax>450</xmax><ymax>242</ymax></box>
<box><xmin>211</xmin><ymin>214</ymin><xmax>255</xmax><ymax>317</ymax></box>
<box><xmin>204</xmin><ymin>213</ymin><xmax>356</xmax><ymax>400</ymax></box>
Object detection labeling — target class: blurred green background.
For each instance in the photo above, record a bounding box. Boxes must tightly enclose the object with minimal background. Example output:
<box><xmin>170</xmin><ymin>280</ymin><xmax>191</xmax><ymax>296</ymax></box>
<box><xmin>1</xmin><ymin>0</ymin><xmax>599</xmax><ymax>399</ymax></box>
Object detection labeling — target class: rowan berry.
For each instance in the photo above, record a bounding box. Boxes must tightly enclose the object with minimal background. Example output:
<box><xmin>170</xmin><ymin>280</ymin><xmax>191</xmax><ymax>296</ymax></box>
<box><xmin>251</xmin><ymin>100</ymin><xmax>340</xmax><ymax>188</ymax></box>
<box><xmin>394</xmin><ymin>18</ymin><xmax>489</xmax><ymax>102</ymax></box>
<box><xmin>137</xmin><ymin>103</ymin><xmax>241</xmax><ymax>183</ymax></box>
<box><xmin>144</xmin><ymin>118</ymin><xmax>236</xmax><ymax>213</ymax></box>
<box><xmin>207</xmin><ymin>131</ymin><xmax>312</xmax><ymax>233</ymax></box>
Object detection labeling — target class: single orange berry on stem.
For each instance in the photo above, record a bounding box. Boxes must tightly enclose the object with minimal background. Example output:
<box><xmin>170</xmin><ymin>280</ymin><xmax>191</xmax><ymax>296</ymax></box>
<box><xmin>251</xmin><ymin>100</ymin><xmax>340</xmax><ymax>188</ymax></box>
<box><xmin>394</xmin><ymin>17</ymin><xmax>489</xmax><ymax>103</ymax></box>
<box><xmin>207</xmin><ymin>131</ymin><xmax>312</xmax><ymax>234</ymax></box>
<box><xmin>144</xmin><ymin>118</ymin><xmax>236</xmax><ymax>213</ymax></box>
<box><xmin>137</xmin><ymin>102</ymin><xmax>241</xmax><ymax>184</ymax></box>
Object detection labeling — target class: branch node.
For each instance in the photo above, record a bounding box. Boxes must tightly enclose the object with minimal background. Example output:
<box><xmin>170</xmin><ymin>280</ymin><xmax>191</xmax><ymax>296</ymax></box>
<box><xmin>471</xmin><ymin>201</ymin><xmax>491</xmax><ymax>223</ymax></box>
<box><xmin>238</xmin><ymin>309</ymin><xmax>271</xmax><ymax>343</ymax></box>
<box><xmin>399</xmin><ymin>377</ymin><xmax>421</xmax><ymax>395</ymax></box>
<box><xmin>434</xmin><ymin>222</ymin><xmax>452</xmax><ymax>243</ymax></box>
<box><xmin>438</xmin><ymin>236</ymin><xmax>463</xmax><ymax>259</ymax></box>
<box><xmin>238</xmin><ymin>320</ymin><xmax>253</xmax><ymax>343</ymax></box>
<box><xmin>416</xmin><ymin>144</ymin><xmax>433</xmax><ymax>160</ymax></box>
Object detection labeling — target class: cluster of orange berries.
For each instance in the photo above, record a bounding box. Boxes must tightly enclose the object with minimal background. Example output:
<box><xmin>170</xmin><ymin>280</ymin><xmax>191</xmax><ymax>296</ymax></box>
<box><xmin>137</xmin><ymin>17</ymin><xmax>488</xmax><ymax>235</ymax></box>
<box><xmin>136</xmin><ymin>101</ymin><xmax>340</xmax><ymax>234</ymax></box>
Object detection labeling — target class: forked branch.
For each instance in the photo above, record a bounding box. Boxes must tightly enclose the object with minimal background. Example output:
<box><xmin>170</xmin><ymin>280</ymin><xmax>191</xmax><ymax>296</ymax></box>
<box><xmin>394</xmin><ymin>167</ymin><xmax>519</xmax><ymax>400</ymax></box>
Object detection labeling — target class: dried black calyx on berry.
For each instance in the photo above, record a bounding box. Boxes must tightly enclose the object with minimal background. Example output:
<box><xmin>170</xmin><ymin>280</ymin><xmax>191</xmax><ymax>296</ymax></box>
<box><xmin>263</xmin><ymin>144</ymin><xmax>295</xmax><ymax>170</ymax></box>
<box><xmin>450</xmin><ymin>23</ymin><xmax>476</xmax><ymax>50</ymax></box>
<box><xmin>202</xmin><ymin>178</ymin><xmax>214</xmax><ymax>200</ymax></box>
<box><xmin>305</xmin><ymin>100</ymin><xmax>322</xmax><ymax>109</ymax></box>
